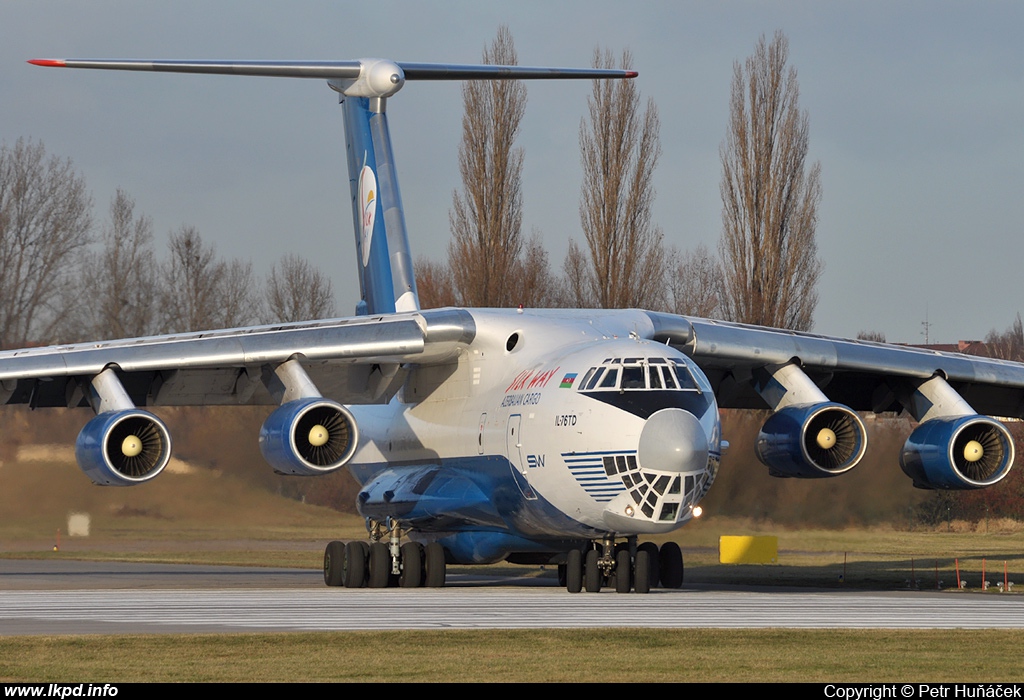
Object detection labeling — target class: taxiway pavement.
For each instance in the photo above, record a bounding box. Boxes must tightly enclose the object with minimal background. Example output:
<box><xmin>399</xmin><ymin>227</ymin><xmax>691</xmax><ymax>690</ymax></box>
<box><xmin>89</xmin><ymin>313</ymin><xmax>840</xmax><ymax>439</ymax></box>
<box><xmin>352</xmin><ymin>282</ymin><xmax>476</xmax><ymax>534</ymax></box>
<box><xmin>2</xmin><ymin>559</ymin><xmax>1023</xmax><ymax>635</ymax></box>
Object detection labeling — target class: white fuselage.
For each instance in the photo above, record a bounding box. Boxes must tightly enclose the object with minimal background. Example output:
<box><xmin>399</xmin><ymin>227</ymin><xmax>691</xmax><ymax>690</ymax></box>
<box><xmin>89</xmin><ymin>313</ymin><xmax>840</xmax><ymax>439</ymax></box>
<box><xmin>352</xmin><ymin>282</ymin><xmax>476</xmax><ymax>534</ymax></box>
<box><xmin>346</xmin><ymin>309</ymin><xmax>722</xmax><ymax>554</ymax></box>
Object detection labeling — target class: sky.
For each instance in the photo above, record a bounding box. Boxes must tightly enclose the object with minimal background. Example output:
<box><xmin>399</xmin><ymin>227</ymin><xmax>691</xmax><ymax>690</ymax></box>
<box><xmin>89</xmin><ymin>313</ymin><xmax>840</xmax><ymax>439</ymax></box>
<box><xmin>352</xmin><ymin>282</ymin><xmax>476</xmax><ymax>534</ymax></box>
<box><xmin>2</xmin><ymin>1</ymin><xmax>1022</xmax><ymax>344</ymax></box>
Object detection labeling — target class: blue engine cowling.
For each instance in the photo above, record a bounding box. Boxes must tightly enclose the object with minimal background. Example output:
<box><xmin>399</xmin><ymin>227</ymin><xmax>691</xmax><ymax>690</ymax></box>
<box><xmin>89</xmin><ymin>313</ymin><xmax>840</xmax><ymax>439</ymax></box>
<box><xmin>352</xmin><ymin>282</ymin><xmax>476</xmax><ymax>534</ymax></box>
<box><xmin>75</xmin><ymin>409</ymin><xmax>172</xmax><ymax>486</ymax></box>
<box><xmin>755</xmin><ymin>403</ymin><xmax>867</xmax><ymax>478</ymax></box>
<box><xmin>259</xmin><ymin>398</ymin><xmax>359</xmax><ymax>476</ymax></box>
<box><xmin>900</xmin><ymin>415</ymin><xmax>1014</xmax><ymax>490</ymax></box>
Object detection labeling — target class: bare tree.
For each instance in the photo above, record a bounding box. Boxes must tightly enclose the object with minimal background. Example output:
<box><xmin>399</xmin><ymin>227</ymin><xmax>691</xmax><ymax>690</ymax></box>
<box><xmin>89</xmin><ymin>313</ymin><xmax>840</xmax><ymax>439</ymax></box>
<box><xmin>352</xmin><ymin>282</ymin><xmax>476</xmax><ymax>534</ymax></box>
<box><xmin>0</xmin><ymin>139</ymin><xmax>92</xmax><ymax>347</ymax></box>
<box><xmin>264</xmin><ymin>253</ymin><xmax>335</xmax><ymax>322</ymax></box>
<box><xmin>220</xmin><ymin>258</ymin><xmax>262</xmax><ymax>328</ymax></box>
<box><xmin>159</xmin><ymin>225</ymin><xmax>220</xmax><ymax>333</ymax></box>
<box><xmin>448</xmin><ymin>26</ymin><xmax>527</xmax><ymax>307</ymax></box>
<box><xmin>856</xmin><ymin>330</ymin><xmax>887</xmax><ymax>343</ymax></box>
<box><xmin>79</xmin><ymin>189</ymin><xmax>158</xmax><ymax>340</ymax></box>
<box><xmin>719</xmin><ymin>31</ymin><xmax>822</xmax><ymax>331</ymax></box>
<box><xmin>668</xmin><ymin>243</ymin><xmax>723</xmax><ymax>318</ymax></box>
<box><xmin>158</xmin><ymin>225</ymin><xmax>260</xmax><ymax>332</ymax></box>
<box><xmin>508</xmin><ymin>231</ymin><xmax>560</xmax><ymax>308</ymax></box>
<box><xmin>985</xmin><ymin>314</ymin><xmax>1024</xmax><ymax>362</ymax></box>
<box><xmin>567</xmin><ymin>48</ymin><xmax>664</xmax><ymax>310</ymax></box>
<box><xmin>414</xmin><ymin>257</ymin><xmax>458</xmax><ymax>309</ymax></box>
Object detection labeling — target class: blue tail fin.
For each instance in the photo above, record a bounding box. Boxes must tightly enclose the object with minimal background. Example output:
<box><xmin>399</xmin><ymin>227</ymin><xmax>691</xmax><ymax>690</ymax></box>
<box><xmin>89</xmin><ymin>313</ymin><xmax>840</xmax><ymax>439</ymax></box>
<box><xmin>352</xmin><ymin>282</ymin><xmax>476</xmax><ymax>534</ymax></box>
<box><xmin>343</xmin><ymin>97</ymin><xmax>419</xmax><ymax>316</ymax></box>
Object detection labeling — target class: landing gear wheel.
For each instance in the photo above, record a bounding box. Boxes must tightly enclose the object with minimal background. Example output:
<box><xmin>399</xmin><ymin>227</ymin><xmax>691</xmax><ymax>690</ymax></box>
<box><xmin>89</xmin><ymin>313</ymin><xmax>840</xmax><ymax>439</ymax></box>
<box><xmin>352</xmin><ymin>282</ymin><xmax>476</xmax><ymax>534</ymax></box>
<box><xmin>399</xmin><ymin>541</ymin><xmax>423</xmax><ymax>588</ymax></box>
<box><xmin>634</xmin><ymin>549</ymin><xmax>651</xmax><ymax>594</ymax></box>
<box><xmin>368</xmin><ymin>542</ymin><xmax>390</xmax><ymax>588</ymax></box>
<box><xmin>343</xmin><ymin>541</ymin><xmax>367</xmax><ymax>588</ymax></box>
<box><xmin>323</xmin><ymin>540</ymin><xmax>345</xmax><ymax>587</ymax></box>
<box><xmin>637</xmin><ymin>542</ymin><xmax>659</xmax><ymax>590</ymax></box>
<box><xmin>584</xmin><ymin>548</ymin><xmax>602</xmax><ymax>593</ymax></box>
<box><xmin>424</xmin><ymin>542</ymin><xmax>446</xmax><ymax>588</ymax></box>
<box><xmin>615</xmin><ymin>549</ymin><xmax>632</xmax><ymax>593</ymax></box>
<box><xmin>566</xmin><ymin>549</ymin><xmax>583</xmax><ymax>593</ymax></box>
<box><xmin>659</xmin><ymin>541</ymin><xmax>684</xmax><ymax>589</ymax></box>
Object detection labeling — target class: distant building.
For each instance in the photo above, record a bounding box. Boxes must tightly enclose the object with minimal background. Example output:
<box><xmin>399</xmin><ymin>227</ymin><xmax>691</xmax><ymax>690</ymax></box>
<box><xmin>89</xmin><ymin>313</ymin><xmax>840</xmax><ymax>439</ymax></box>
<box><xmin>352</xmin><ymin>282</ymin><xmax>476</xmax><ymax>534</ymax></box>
<box><xmin>902</xmin><ymin>340</ymin><xmax>991</xmax><ymax>357</ymax></box>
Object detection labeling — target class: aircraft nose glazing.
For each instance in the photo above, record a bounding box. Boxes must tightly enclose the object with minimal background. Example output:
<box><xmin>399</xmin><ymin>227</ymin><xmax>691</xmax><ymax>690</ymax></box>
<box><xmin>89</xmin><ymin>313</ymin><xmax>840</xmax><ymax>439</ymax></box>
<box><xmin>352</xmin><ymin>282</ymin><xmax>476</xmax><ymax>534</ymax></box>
<box><xmin>637</xmin><ymin>408</ymin><xmax>710</xmax><ymax>473</ymax></box>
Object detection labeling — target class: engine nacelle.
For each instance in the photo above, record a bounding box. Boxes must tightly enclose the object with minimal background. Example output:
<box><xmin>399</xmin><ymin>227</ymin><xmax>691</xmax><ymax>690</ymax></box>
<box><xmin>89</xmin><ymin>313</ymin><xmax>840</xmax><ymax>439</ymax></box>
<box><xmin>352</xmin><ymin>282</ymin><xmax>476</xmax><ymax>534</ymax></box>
<box><xmin>259</xmin><ymin>398</ymin><xmax>359</xmax><ymax>476</ymax></box>
<box><xmin>756</xmin><ymin>403</ymin><xmax>867</xmax><ymax>478</ymax></box>
<box><xmin>75</xmin><ymin>409</ymin><xmax>172</xmax><ymax>486</ymax></box>
<box><xmin>900</xmin><ymin>415</ymin><xmax>1014</xmax><ymax>490</ymax></box>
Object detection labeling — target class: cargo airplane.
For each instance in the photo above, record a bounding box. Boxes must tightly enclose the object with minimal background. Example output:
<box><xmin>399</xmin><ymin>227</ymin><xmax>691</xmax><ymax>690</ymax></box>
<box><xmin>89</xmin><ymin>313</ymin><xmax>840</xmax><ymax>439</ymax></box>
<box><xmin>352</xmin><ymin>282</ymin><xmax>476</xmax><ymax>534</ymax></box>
<box><xmin>14</xmin><ymin>56</ymin><xmax>1022</xmax><ymax>593</ymax></box>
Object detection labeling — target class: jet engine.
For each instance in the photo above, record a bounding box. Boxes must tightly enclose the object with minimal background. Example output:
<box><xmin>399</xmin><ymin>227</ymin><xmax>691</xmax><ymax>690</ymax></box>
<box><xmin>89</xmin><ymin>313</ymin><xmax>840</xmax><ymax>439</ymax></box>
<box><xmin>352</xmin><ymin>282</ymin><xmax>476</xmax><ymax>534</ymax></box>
<box><xmin>75</xmin><ymin>409</ymin><xmax>172</xmax><ymax>486</ymax></box>
<box><xmin>900</xmin><ymin>415</ymin><xmax>1014</xmax><ymax>490</ymax></box>
<box><xmin>755</xmin><ymin>403</ymin><xmax>867</xmax><ymax>478</ymax></box>
<box><xmin>259</xmin><ymin>397</ymin><xmax>359</xmax><ymax>475</ymax></box>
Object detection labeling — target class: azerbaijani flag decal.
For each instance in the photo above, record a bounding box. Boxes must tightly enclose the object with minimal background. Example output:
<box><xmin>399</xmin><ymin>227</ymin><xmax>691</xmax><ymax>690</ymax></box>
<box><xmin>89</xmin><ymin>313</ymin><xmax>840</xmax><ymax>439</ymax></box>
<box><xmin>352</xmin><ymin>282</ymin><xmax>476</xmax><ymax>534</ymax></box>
<box><xmin>559</xmin><ymin>373</ymin><xmax>578</xmax><ymax>389</ymax></box>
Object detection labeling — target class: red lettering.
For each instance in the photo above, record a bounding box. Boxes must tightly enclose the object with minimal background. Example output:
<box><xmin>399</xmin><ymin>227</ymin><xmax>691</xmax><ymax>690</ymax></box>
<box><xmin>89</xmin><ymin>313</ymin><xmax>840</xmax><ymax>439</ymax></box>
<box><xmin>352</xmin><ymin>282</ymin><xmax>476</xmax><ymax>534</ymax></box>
<box><xmin>506</xmin><ymin>370</ymin><xmax>531</xmax><ymax>393</ymax></box>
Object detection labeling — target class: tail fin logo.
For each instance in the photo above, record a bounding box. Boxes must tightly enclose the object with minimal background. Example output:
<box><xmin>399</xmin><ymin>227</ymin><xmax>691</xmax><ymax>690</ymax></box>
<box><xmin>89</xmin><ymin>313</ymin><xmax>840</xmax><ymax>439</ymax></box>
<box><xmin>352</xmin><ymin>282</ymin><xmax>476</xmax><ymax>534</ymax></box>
<box><xmin>358</xmin><ymin>164</ymin><xmax>377</xmax><ymax>267</ymax></box>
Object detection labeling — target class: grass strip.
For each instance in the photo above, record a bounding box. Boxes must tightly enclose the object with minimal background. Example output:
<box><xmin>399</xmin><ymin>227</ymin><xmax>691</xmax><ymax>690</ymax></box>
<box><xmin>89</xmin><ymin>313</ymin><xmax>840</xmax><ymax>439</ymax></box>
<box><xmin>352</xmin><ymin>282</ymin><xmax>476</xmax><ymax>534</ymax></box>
<box><xmin>2</xmin><ymin>629</ymin><xmax>1021</xmax><ymax>682</ymax></box>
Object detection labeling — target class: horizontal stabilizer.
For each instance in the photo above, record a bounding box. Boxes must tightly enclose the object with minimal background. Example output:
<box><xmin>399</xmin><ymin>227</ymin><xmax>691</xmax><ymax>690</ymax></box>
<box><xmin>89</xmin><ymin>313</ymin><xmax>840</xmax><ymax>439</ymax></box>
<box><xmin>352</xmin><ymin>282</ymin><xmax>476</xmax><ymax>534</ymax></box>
<box><xmin>28</xmin><ymin>59</ymin><xmax>636</xmax><ymax>84</ymax></box>
<box><xmin>28</xmin><ymin>57</ymin><xmax>635</xmax><ymax>100</ymax></box>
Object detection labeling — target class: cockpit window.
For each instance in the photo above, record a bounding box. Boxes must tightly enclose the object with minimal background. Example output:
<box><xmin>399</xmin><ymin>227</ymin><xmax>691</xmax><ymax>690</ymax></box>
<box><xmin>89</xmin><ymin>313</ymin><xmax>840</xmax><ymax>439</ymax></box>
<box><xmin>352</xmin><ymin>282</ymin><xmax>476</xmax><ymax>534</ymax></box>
<box><xmin>648</xmin><ymin>366</ymin><xmax>662</xmax><ymax>389</ymax></box>
<box><xmin>621</xmin><ymin>367</ymin><xmax>645</xmax><ymax>389</ymax></box>
<box><xmin>584</xmin><ymin>368</ymin><xmax>605</xmax><ymax>391</ymax></box>
<box><xmin>576</xmin><ymin>357</ymin><xmax>703</xmax><ymax>393</ymax></box>
<box><xmin>661</xmin><ymin>365</ymin><xmax>677</xmax><ymax>389</ymax></box>
<box><xmin>578</xmin><ymin>367</ymin><xmax>597</xmax><ymax>391</ymax></box>
<box><xmin>599</xmin><ymin>368</ymin><xmax>619</xmax><ymax>388</ymax></box>
<box><xmin>670</xmin><ymin>362</ymin><xmax>699</xmax><ymax>391</ymax></box>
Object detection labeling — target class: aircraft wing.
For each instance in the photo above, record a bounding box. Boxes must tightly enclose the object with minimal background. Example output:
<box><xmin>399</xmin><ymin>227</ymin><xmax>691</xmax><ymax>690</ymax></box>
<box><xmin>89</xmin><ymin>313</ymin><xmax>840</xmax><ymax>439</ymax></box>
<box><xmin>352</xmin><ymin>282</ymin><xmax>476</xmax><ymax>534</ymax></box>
<box><xmin>646</xmin><ymin>311</ymin><xmax>1024</xmax><ymax>419</ymax></box>
<box><xmin>0</xmin><ymin>308</ymin><xmax>474</xmax><ymax>409</ymax></box>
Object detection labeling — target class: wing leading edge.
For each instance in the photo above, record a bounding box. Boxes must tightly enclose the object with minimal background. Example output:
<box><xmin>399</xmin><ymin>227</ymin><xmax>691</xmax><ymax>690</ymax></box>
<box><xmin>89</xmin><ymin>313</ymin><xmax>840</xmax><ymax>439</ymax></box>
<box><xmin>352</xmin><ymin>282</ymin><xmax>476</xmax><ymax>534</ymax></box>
<box><xmin>646</xmin><ymin>311</ymin><xmax>1024</xmax><ymax>418</ymax></box>
<box><xmin>0</xmin><ymin>308</ymin><xmax>474</xmax><ymax>408</ymax></box>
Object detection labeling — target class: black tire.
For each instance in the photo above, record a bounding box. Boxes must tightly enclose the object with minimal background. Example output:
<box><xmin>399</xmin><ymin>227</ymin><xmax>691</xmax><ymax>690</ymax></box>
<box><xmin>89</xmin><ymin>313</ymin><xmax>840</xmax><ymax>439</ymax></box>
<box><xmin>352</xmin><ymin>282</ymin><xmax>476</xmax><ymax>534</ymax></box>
<box><xmin>637</xmin><ymin>542</ymin><xmax>660</xmax><ymax>589</ymax></box>
<box><xmin>634</xmin><ymin>549</ymin><xmax>651</xmax><ymax>594</ymax></box>
<box><xmin>343</xmin><ymin>541</ymin><xmax>366</xmax><ymax>588</ymax></box>
<box><xmin>323</xmin><ymin>540</ymin><xmax>345</xmax><ymax>587</ymax></box>
<box><xmin>399</xmin><ymin>541</ymin><xmax>423</xmax><ymax>588</ymax></box>
<box><xmin>368</xmin><ymin>542</ymin><xmax>390</xmax><ymax>588</ymax></box>
<box><xmin>424</xmin><ymin>542</ymin><xmax>446</xmax><ymax>588</ymax></box>
<box><xmin>416</xmin><ymin>543</ymin><xmax>426</xmax><ymax>582</ymax></box>
<box><xmin>566</xmin><ymin>549</ymin><xmax>583</xmax><ymax>593</ymax></box>
<box><xmin>557</xmin><ymin>564</ymin><xmax>567</xmax><ymax>587</ymax></box>
<box><xmin>584</xmin><ymin>548</ymin><xmax>602</xmax><ymax>593</ymax></box>
<box><xmin>615</xmin><ymin>549</ymin><xmax>632</xmax><ymax>593</ymax></box>
<box><xmin>659</xmin><ymin>541</ymin><xmax>684</xmax><ymax>588</ymax></box>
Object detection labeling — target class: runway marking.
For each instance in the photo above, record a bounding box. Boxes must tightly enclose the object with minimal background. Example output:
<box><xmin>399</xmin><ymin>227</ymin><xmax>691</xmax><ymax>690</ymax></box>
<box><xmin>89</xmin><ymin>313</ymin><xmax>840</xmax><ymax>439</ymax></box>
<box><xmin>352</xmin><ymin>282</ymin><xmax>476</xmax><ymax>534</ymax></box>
<box><xmin>3</xmin><ymin>588</ymin><xmax>1024</xmax><ymax>634</ymax></box>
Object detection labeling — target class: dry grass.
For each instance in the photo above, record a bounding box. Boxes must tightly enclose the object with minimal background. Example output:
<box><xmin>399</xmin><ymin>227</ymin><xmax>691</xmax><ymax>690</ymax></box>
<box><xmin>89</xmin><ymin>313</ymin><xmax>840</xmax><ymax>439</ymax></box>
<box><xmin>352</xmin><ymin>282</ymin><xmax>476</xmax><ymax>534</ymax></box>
<box><xmin>2</xmin><ymin>629</ymin><xmax>1022</xmax><ymax>682</ymax></box>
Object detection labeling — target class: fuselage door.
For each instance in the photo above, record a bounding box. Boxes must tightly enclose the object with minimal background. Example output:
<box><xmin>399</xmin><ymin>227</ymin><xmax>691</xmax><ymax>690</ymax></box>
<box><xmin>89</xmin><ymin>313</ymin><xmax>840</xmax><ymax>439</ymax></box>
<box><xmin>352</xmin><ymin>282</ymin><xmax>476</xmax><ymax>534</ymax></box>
<box><xmin>506</xmin><ymin>413</ymin><xmax>536</xmax><ymax>500</ymax></box>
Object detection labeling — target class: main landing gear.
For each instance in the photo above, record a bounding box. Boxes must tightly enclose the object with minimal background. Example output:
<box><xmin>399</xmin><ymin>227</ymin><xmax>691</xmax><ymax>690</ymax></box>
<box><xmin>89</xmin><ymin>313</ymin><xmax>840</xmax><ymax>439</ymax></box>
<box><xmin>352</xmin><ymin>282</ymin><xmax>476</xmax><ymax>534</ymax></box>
<box><xmin>562</xmin><ymin>537</ymin><xmax>683</xmax><ymax>594</ymax></box>
<box><xmin>323</xmin><ymin>518</ymin><xmax>446</xmax><ymax>589</ymax></box>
